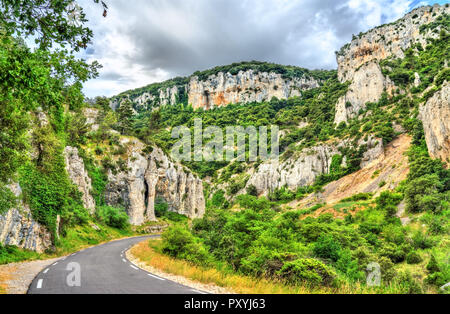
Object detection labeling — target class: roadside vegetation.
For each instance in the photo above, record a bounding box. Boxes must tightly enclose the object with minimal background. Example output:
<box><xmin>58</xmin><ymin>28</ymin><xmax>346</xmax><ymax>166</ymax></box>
<box><xmin>130</xmin><ymin>17</ymin><xmax>449</xmax><ymax>295</ymax></box>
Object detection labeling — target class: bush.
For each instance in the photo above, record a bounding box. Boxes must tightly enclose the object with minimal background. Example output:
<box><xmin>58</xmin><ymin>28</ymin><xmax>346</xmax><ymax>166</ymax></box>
<box><xmin>0</xmin><ymin>185</ymin><xmax>16</xmax><ymax>215</ymax></box>
<box><xmin>155</xmin><ymin>199</ymin><xmax>169</xmax><ymax>217</ymax></box>
<box><xmin>406</xmin><ymin>251</ymin><xmax>422</xmax><ymax>265</ymax></box>
<box><xmin>0</xmin><ymin>244</ymin><xmax>40</xmax><ymax>265</ymax></box>
<box><xmin>96</xmin><ymin>206</ymin><xmax>130</xmax><ymax>230</ymax></box>
<box><xmin>277</xmin><ymin>259</ymin><xmax>337</xmax><ymax>287</ymax></box>
<box><xmin>313</xmin><ymin>234</ymin><xmax>341</xmax><ymax>262</ymax></box>
<box><xmin>161</xmin><ymin>224</ymin><xmax>210</xmax><ymax>266</ymax></box>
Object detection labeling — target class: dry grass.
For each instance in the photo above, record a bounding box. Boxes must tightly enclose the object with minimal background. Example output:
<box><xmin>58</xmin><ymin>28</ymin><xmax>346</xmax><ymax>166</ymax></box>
<box><xmin>0</xmin><ymin>266</ymin><xmax>14</xmax><ymax>294</ymax></box>
<box><xmin>130</xmin><ymin>240</ymin><xmax>384</xmax><ymax>294</ymax></box>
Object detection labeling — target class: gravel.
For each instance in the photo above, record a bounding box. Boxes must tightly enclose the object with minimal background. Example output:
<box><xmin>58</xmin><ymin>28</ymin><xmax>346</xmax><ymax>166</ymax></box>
<box><xmin>0</xmin><ymin>257</ymin><xmax>62</xmax><ymax>294</ymax></box>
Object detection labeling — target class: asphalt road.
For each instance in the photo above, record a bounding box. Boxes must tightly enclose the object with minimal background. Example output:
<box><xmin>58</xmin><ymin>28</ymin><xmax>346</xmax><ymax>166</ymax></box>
<box><xmin>28</xmin><ymin>236</ymin><xmax>205</xmax><ymax>294</ymax></box>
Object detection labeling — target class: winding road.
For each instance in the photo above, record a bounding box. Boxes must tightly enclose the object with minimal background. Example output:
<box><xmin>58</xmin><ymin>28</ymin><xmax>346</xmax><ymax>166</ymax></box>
<box><xmin>28</xmin><ymin>236</ymin><xmax>205</xmax><ymax>294</ymax></box>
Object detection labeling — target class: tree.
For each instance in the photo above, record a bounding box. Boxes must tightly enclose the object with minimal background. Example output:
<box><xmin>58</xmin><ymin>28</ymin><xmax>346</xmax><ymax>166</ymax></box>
<box><xmin>149</xmin><ymin>109</ymin><xmax>162</xmax><ymax>131</ymax></box>
<box><xmin>0</xmin><ymin>0</ymin><xmax>107</xmax><ymax>51</ymax></box>
<box><xmin>117</xmin><ymin>100</ymin><xmax>134</xmax><ymax>135</ymax></box>
<box><xmin>0</xmin><ymin>1</ymin><xmax>105</xmax><ymax>185</ymax></box>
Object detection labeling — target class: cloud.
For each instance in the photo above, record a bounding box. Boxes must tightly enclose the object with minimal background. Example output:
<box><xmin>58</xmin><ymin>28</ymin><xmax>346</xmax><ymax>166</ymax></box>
<box><xmin>78</xmin><ymin>0</ymin><xmax>437</xmax><ymax>97</ymax></box>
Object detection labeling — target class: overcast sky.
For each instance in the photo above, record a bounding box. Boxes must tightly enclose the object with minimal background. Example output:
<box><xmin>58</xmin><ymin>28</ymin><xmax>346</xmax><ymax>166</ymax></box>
<box><xmin>77</xmin><ymin>0</ymin><xmax>447</xmax><ymax>97</ymax></box>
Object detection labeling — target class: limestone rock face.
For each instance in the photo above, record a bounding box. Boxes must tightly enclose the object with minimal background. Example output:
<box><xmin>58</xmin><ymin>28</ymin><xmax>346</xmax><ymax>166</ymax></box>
<box><xmin>0</xmin><ymin>184</ymin><xmax>52</xmax><ymax>253</ymax></box>
<box><xmin>105</xmin><ymin>139</ymin><xmax>205</xmax><ymax>225</ymax></box>
<box><xmin>188</xmin><ymin>70</ymin><xmax>319</xmax><ymax>110</ymax></box>
<box><xmin>246</xmin><ymin>144</ymin><xmax>338</xmax><ymax>195</ymax></box>
<box><xmin>111</xmin><ymin>70</ymin><xmax>319</xmax><ymax>111</ymax></box>
<box><xmin>419</xmin><ymin>82</ymin><xmax>450</xmax><ymax>164</ymax></box>
<box><xmin>335</xmin><ymin>4</ymin><xmax>449</xmax><ymax>124</ymax></box>
<box><xmin>335</xmin><ymin>62</ymin><xmax>395</xmax><ymax>124</ymax></box>
<box><xmin>64</xmin><ymin>147</ymin><xmax>96</xmax><ymax>214</ymax></box>
<box><xmin>82</xmin><ymin>107</ymin><xmax>100</xmax><ymax>131</ymax></box>
<box><xmin>246</xmin><ymin>136</ymin><xmax>384</xmax><ymax>196</ymax></box>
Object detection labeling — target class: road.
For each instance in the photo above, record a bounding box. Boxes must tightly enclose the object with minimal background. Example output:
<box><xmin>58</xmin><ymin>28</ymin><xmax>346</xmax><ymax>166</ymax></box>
<box><xmin>28</xmin><ymin>236</ymin><xmax>205</xmax><ymax>294</ymax></box>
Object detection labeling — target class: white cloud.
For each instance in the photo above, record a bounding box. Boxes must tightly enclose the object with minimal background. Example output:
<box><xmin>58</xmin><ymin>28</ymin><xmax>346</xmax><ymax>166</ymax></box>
<box><xmin>77</xmin><ymin>0</ymin><xmax>437</xmax><ymax>97</ymax></box>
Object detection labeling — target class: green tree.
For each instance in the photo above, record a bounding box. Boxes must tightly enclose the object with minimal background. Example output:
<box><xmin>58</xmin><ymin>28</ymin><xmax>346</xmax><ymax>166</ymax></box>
<box><xmin>117</xmin><ymin>100</ymin><xmax>134</xmax><ymax>135</ymax></box>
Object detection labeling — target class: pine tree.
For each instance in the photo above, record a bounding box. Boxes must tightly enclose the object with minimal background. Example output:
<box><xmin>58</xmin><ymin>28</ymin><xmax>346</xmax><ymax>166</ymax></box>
<box><xmin>117</xmin><ymin>100</ymin><xmax>134</xmax><ymax>135</ymax></box>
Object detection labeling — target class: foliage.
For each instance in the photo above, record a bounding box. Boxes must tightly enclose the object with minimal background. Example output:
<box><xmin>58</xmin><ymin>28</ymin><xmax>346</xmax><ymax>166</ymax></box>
<box><xmin>96</xmin><ymin>206</ymin><xmax>130</xmax><ymax>230</ymax></box>
<box><xmin>0</xmin><ymin>244</ymin><xmax>40</xmax><ymax>265</ymax></box>
<box><xmin>0</xmin><ymin>0</ymin><xmax>107</xmax><ymax>51</ymax></box>
<box><xmin>277</xmin><ymin>258</ymin><xmax>337</xmax><ymax>287</ymax></box>
<box><xmin>0</xmin><ymin>185</ymin><xmax>16</xmax><ymax>215</ymax></box>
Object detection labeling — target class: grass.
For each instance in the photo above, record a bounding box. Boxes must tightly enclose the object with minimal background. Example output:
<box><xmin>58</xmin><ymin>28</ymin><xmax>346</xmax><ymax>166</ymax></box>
<box><xmin>130</xmin><ymin>240</ymin><xmax>411</xmax><ymax>294</ymax></box>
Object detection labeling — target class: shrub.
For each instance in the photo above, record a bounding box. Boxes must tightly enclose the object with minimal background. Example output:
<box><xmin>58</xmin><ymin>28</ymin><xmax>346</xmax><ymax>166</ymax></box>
<box><xmin>155</xmin><ymin>199</ymin><xmax>169</xmax><ymax>217</ymax></box>
<box><xmin>396</xmin><ymin>271</ymin><xmax>423</xmax><ymax>294</ymax></box>
<box><xmin>162</xmin><ymin>224</ymin><xmax>194</xmax><ymax>257</ymax></box>
<box><xmin>426</xmin><ymin>255</ymin><xmax>440</xmax><ymax>273</ymax></box>
<box><xmin>96</xmin><ymin>206</ymin><xmax>130</xmax><ymax>229</ymax></box>
<box><xmin>0</xmin><ymin>185</ymin><xmax>16</xmax><ymax>215</ymax></box>
<box><xmin>313</xmin><ymin>234</ymin><xmax>342</xmax><ymax>262</ymax></box>
<box><xmin>246</xmin><ymin>185</ymin><xmax>258</xmax><ymax>197</ymax></box>
<box><xmin>406</xmin><ymin>251</ymin><xmax>422</xmax><ymax>265</ymax></box>
<box><xmin>277</xmin><ymin>259</ymin><xmax>337</xmax><ymax>287</ymax></box>
<box><xmin>161</xmin><ymin>224</ymin><xmax>210</xmax><ymax>266</ymax></box>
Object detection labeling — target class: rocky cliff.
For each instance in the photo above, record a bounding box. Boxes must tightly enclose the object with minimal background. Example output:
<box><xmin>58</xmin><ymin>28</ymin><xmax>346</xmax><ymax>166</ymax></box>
<box><xmin>187</xmin><ymin>70</ymin><xmax>319</xmax><ymax>110</ymax></box>
<box><xmin>64</xmin><ymin>147</ymin><xmax>96</xmax><ymax>214</ymax></box>
<box><xmin>104</xmin><ymin>137</ymin><xmax>205</xmax><ymax>225</ymax></box>
<box><xmin>420</xmin><ymin>81</ymin><xmax>450</xmax><ymax>164</ymax></box>
<box><xmin>0</xmin><ymin>184</ymin><xmax>52</xmax><ymax>253</ymax></box>
<box><xmin>335</xmin><ymin>4</ymin><xmax>449</xmax><ymax>124</ymax></box>
<box><xmin>245</xmin><ymin>136</ymin><xmax>384</xmax><ymax>196</ymax></box>
<box><xmin>111</xmin><ymin>62</ymin><xmax>324</xmax><ymax>111</ymax></box>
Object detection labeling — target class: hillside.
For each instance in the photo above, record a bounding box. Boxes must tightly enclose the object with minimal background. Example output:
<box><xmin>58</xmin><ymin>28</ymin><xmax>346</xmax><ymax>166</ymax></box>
<box><xmin>111</xmin><ymin>61</ymin><xmax>335</xmax><ymax>111</ymax></box>
<box><xmin>0</xmin><ymin>3</ymin><xmax>449</xmax><ymax>295</ymax></box>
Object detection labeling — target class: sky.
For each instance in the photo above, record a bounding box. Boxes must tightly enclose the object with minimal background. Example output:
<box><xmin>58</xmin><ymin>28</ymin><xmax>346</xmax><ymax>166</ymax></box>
<box><xmin>76</xmin><ymin>0</ymin><xmax>448</xmax><ymax>98</ymax></box>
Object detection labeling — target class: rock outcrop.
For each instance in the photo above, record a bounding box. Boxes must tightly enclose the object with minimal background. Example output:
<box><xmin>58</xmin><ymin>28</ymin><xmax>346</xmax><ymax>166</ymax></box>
<box><xmin>111</xmin><ymin>69</ymin><xmax>320</xmax><ymax>111</ymax></box>
<box><xmin>245</xmin><ymin>136</ymin><xmax>384</xmax><ymax>196</ymax></box>
<box><xmin>335</xmin><ymin>4</ymin><xmax>449</xmax><ymax>124</ymax></box>
<box><xmin>0</xmin><ymin>184</ymin><xmax>52</xmax><ymax>253</ymax></box>
<box><xmin>105</xmin><ymin>138</ymin><xmax>205</xmax><ymax>225</ymax></box>
<box><xmin>419</xmin><ymin>81</ymin><xmax>450</xmax><ymax>164</ymax></box>
<box><xmin>246</xmin><ymin>144</ymin><xmax>339</xmax><ymax>195</ymax></box>
<box><xmin>188</xmin><ymin>70</ymin><xmax>319</xmax><ymax>110</ymax></box>
<box><xmin>64</xmin><ymin>147</ymin><xmax>96</xmax><ymax>214</ymax></box>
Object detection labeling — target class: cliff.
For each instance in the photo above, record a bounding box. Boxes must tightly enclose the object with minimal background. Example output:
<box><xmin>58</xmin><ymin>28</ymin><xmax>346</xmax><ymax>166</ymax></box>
<box><xmin>335</xmin><ymin>4</ymin><xmax>449</xmax><ymax>124</ymax></box>
<box><xmin>419</xmin><ymin>81</ymin><xmax>450</xmax><ymax>165</ymax></box>
<box><xmin>104</xmin><ymin>137</ymin><xmax>205</xmax><ymax>225</ymax></box>
<box><xmin>187</xmin><ymin>70</ymin><xmax>319</xmax><ymax>110</ymax></box>
<box><xmin>0</xmin><ymin>184</ymin><xmax>52</xmax><ymax>253</ymax></box>
<box><xmin>111</xmin><ymin>62</ymin><xmax>326</xmax><ymax>111</ymax></box>
<box><xmin>244</xmin><ymin>136</ymin><xmax>384</xmax><ymax>196</ymax></box>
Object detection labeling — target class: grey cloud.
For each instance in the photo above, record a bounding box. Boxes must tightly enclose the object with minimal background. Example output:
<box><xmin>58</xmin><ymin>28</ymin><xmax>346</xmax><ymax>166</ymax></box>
<box><xmin>79</xmin><ymin>0</ymin><xmax>419</xmax><ymax>96</ymax></box>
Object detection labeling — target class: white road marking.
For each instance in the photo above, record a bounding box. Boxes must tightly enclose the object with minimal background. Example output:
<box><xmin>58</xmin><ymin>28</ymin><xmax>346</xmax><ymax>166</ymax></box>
<box><xmin>43</xmin><ymin>269</ymin><xmax>49</xmax><ymax>274</ymax></box>
<box><xmin>147</xmin><ymin>274</ymin><xmax>165</xmax><ymax>281</ymax></box>
<box><xmin>36</xmin><ymin>279</ymin><xmax>43</xmax><ymax>289</ymax></box>
<box><xmin>130</xmin><ymin>265</ymin><xmax>139</xmax><ymax>270</ymax></box>
<box><xmin>191</xmin><ymin>289</ymin><xmax>207</xmax><ymax>294</ymax></box>
<box><xmin>122</xmin><ymin>259</ymin><xmax>127</xmax><ymax>263</ymax></box>
<box><xmin>53</xmin><ymin>262</ymin><xmax>58</xmax><ymax>266</ymax></box>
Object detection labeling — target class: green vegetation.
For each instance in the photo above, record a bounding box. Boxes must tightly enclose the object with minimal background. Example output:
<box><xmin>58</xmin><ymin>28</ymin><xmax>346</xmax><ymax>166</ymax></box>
<box><xmin>0</xmin><ymin>1</ymin><xmax>138</xmax><ymax>265</ymax></box>
<box><xmin>153</xmin><ymin>22</ymin><xmax>450</xmax><ymax>293</ymax></box>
